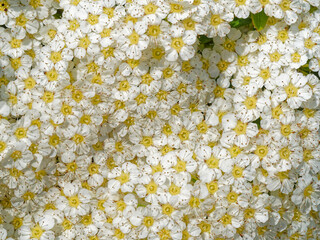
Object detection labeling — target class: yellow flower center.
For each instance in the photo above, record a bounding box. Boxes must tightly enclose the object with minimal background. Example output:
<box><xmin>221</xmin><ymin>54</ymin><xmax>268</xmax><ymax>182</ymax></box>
<box><xmin>73</xmin><ymin>134</ymin><xmax>84</xmax><ymax>144</ymax></box>
<box><xmin>303</xmin><ymin>149</ymin><xmax>313</xmax><ymax>162</ymax></box>
<box><xmin>260</xmin><ymin>68</ymin><xmax>270</xmax><ymax>80</ymax></box>
<box><xmin>31</xmin><ymin>225</ymin><xmax>43</xmax><ymax>239</ymax></box>
<box><xmin>207</xmin><ymin>181</ymin><xmax>218</xmax><ymax>194</ymax></box>
<box><xmin>24</xmin><ymin>77</ymin><xmax>36</xmax><ymax>89</ymax></box>
<box><xmin>158</xmin><ymin>229</ymin><xmax>171</xmax><ymax>240</ymax></box>
<box><xmin>244</xmin><ymin>96</ymin><xmax>257</xmax><ymax>109</ymax></box>
<box><xmin>220</xmin><ymin>214</ymin><xmax>232</xmax><ymax>225</ymax></box>
<box><xmin>80</xmin><ymin>115</ymin><xmax>91</xmax><ymax>125</ymax></box>
<box><xmin>115</xmin><ymin>141</ymin><xmax>124</xmax><ymax>152</ymax></box>
<box><xmin>229</xmin><ymin>145</ymin><xmax>242</xmax><ymax>158</ymax></box>
<box><xmin>223</xmin><ymin>39</ymin><xmax>235</xmax><ymax>51</ymax></box>
<box><xmin>117</xmin><ymin>172</ymin><xmax>130</xmax><ymax>184</ymax></box>
<box><xmin>42</xmin><ymin>91</ymin><xmax>54</xmax><ymax>103</ymax></box>
<box><xmin>61</xmin><ymin>104</ymin><xmax>73</xmax><ymax>115</ymax></box>
<box><xmin>146</xmin><ymin>110</ymin><xmax>157</xmax><ymax>119</ymax></box>
<box><xmin>169</xmin><ymin>183</ymin><xmax>180</xmax><ymax>195</ymax></box>
<box><xmin>10</xmin><ymin>38</ymin><xmax>22</xmax><ymax>49</ymax></box>
<box><xmin>141</xmin><ymin>73</ymin><xmax>154</xmax><ymax>85</ymax></box>
<box><xmin>280</xmin><ymin>0</ymin><xmax>291</xmax><ymax>11</ymax></box>
<box><xmin>49</xmin><ymin>134</ymin><xmax>60</xmax><ymax>146</ymax></box>
<box><xmin>116</xmin><ymin>80</ymin><xmax>129</xmax><ymax>92</ymax></box>
<box><xmin>81</xmin><ymin>215</ymin><xmax>93</xmax><ymax>226</ymax></box>
<box><xmin>50</xmin><ymin>52</ymin><xmax>62</xmax><ymax>63</ymax></box>
<box><xmin>162</xmin><ymin>204</ymin><xmax>174</xmax><ymax>215</ymax></box>
<box><xmin>152</xmin><ymin>47</ymin><xmax>164</xmax><ymax>59</ymax></box>
<box><xmin>174</xmin><ymin>159</ymin><xmax>186</xmax><ymax>172</ymax></box>
<box><xmin>255</xmin><ymin>145</ymin><xmax>268</xmax><ymax>158</ymax></box>
<box><xmin>170</xmin><ymin>3</ymin><xmax>183</xmax><ymax>13</ymax></box>
<box><xmin>146</xmin><ymin>180</ymin><xmax>158</xmax><ymax>194</ymax></box>
<box><xmin>235</xmin><ymin>0</ymin><xmax>246</xmax><ymax>5</ymax></box>
<box><xmin>269</xmin><ymin>51</ymin><xmax>281</xmax><ymax>62</ymax></box>
<box><xmin>281</xmin><ymin>124</ymin><xmax>292</xmax><ymax>136</ymax></box>
<box><xmin>11</xmin><ymin>58</ymin><xmax>22</xmax><ymax>70</ymax></box>
<box><xmin>238</xmin><ymin>55</ymin><xmax>249</xmax><ymax>66</ymax></box>
<box><xmin>259</xmin><ymin>0</ymin><xmax>269</xmax><ymax>6</ymax></box>
<box><xmin>88</xmin><ymin>163</ymin><xmax>99</xmax><ymax>175</ymax></box>
<box><xmin>199</xmin><ymin>221</ymin><xmax>211</xmax><ymax>232</ymax></box>
<box><xmin>79</xmin><ymin>36</ymin><xmax>91</xmax><ymax>49</ymax></box>
<box><xmin>189</xmin><ymin>196</ymin><xmax>200</xmax><ymax>208</ymax></box>
<box><xmin>23</xmin><ymin>191</ymin><xmax>35</xmax><ymax>201</ymax></box>
<box><xmin>9</xmin><ymin>168</ymin><xmax>23</xmax><ymax>178</ymax></box>
<box><xmin>0</xmin><ymin>1</ymin><xmax>9</xmax><ymax>11</ymax></box>
<box><xmin>277</xmin><ymin>30</ymin><xmax>288</xmax><ymax>43</ymax></box>
<box><xmin>291</xmin><ymin>52</ymin><xmax>301</xmax><ymax>63</ymax></box>
<box><xmin>135</xmin><ymin>93</ymin><xmax>147</xmax><ymax>105</ymax></box>
<box><xmin>91</xmin><ymin>94</ymin><xmax>101</xmax><ymax>105</ymax></box>
<box><xmin>171</xmin><ymin>37</ymin><xmax>184</xmax><ymax>52</ymax></box>
<box><xmin>72</xmin><ymin>90</ymin><xmax>83</xmax><ymax>102</ymax></box>
<box><xmin>277</xmin><ymin>170</ymin><xmax>289</xmax><ymax>181</ymax></box>
<box><xmin>143</xmin><ymin>217</ymin><xmax>154</xmax><ymax>227</ymax></box>
<box><xmin>300</xmin><ymin>128</ymin><xmax>310</xmax><ymax>139</ymax></box>
<box><xmin>48</xmin><ymin>29</ymin><xmax>57</xmax><ymax>39</ymax></box>
<box><xmin>144</xmin><ymin>3</ymin><xmax>157</xmax><ymax>14</ymax></box>
<box><xmin>87</xmin><ymin>14</ymin><xmax>99</xmax><ymax>25</ymax></box>
<box><xmin>272</xmin><ymin>105</ymin><xmax>283</xmax><ymax>119</ymax></box>
<box><xmin>103</xmin><ymin>7</ymin><xmax>114</xmax><ymax>18</ymax></box>
<box><xmin>114</xmin><ymin>229</ymin><xmax>125</xmax><ymax>239</ymax></box>
<box><xmin>303</xmin><ymin>185</ymin><xmax>313</xmax><ymax>197</ymax></box>
<box><xmin>178</xmin><ymin>128</ymin><xmax>190</xmax><ymax>141</ymax></box>
<box><xmin>141</xmin><ymin>136</ymin><xmax>153</xmax><ymax>147</ymax></box>
<box><xmin>171</xmin><ymin>104</ymin><xmax>181</xmax><ymax>115</ymax></box>
<box><xmin>69</xmin><ymin>19</ymin><xmax>79</xmax><ymax>31</ymax></box>
<box><xmin>183</xmin><ymin>18</ymin><xmax>196</xmax><ymax>30</ymax></box>
<box><xmin>15</xmin><ymin>127</ymin><xmax>27</xmax><ymax>139</ymax></box>
<box><xmin>232</xmin><ymin>165</ymin><xmax>244</xmax><ymax>178</ymax></box>
<box><xmin>227</xmin><ymin>191</ymin><xmax>238</xmax><ymax>203</ymax></box>
<box><xmin>129</xmin><ymin>31</ymin><xmax>139</xmax><ymax>45</ymax></box>
<box><xmin>234</xmin><ymin>121</ymin><xmax>247</xmax><ymax>135</ymax></box>
<box><xmin>68</xmin><ymin>195</ymin><xmax>80</xmax><ymax>207</ymax></box>
<box><xmin>244</xmin><ymin>208</ymin><xmax>256</xmax><ymax>219</ymax></box>
<box><xmin>211</xmin><ymin>15</ymin><xmax>222</xmax><ymax>26</ymax></box>
<box><xmin>12</xmin><ymin>217</ymin><xmax>23</xmax><ymax>229</ymax></box>
<box><xmin>116</xmin><ymin>200</ymin><xmax>126</xmax><ymax>211</ymax></box>
<box><xmin>197</xmin><ymin>122</ymin><xmax>208</xmax><ymax>134</ymax></box>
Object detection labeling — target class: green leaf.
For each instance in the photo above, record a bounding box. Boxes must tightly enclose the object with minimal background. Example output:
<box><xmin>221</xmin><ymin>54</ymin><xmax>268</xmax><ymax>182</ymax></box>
<box><xmin>198</xmin><ymin>35</ymin><xmax>214</xmax><ymax>51</ymax></box>
<box><xmin>253</xmin><ymin>118</ymin><xmax>261</xmax><ymax>129</ymax></box>
<box><xmin>53</xmin><ymin>9</ymin><xmax>63</xmax><ymax>19</ymax></box>
<box><xmin>309</xmin><ymin>6</ymin><xmax>317</xmax><ymax>13</ymax></box>
<box><xmin>229</xmin><ymin>17</ymin><xmax>252</xmax><ymax>29</ymax></box>
<box><xmin>251</xmin><ymin>10</ymin><xmax>269</xmax><ymax>31</ymax></box>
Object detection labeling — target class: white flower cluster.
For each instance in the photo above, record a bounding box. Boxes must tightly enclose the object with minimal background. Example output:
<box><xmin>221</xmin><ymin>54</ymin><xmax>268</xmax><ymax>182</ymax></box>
<box><xmin>0</xmin><ymin>0</ymin><xmax>320</xmax><ymax>239</ymax></box>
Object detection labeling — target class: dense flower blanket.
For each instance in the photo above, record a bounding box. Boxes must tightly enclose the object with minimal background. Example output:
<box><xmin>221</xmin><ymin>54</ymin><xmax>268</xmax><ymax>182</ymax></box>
<box><xmin>0</xmin><ymin>0</ymin><xmax>320</xmax><ymax>239</ymax></box>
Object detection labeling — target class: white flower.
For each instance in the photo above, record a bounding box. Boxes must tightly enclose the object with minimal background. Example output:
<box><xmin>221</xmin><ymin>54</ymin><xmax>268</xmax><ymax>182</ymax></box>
<box><xmin>222</xmin><ymin>0</ymin><xmax>257</xmax><ymax>18</ymax></box>
<box><xmin>272</xmin><ymin>70</ymin><xmax>312</xmax><ymax>109</ymax></box>
<box><xmin>220</xmin><ymin>113</ymin><xmax>259</xmax><ymax>148</ymax></box>
<box><xmin>108</xmin><ymin>162</ymin><xmax>139</xmax><ymax>193</ymax></box>
<box><xmin>161</xmin><ymin>25</ymin><xmax>196</xmax><ymax>61</ymax></box>
<box><xmin>56</xmin><ymin>180</ymin><xmax>92</xmax><ymax>218</ymax></box>
<box><xmin>206</xmin><ymin>4</ymin><xmax>233</xmax><ymax>38</ymax></box>
<box><xmin>233</xmin><ymin>89</ymin><xmax>271</xmax><ymax>123</ymax></box>
<box><xmin>291</xmin><ymin>175</ymin><xmax>320</xmax><ymax>214</ymax></box>
<box><xmin>117</xmin><ymin>21</ymin><xmax>149</xmax><ymax>60</ymax></box>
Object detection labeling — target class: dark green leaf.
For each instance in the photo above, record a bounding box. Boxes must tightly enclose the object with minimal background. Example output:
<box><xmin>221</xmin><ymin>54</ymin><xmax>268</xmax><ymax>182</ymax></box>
<box><xmin>198</xmin><ymin>35</ymin><xmax>214</xmax><ymax>51</ymax></box>
<box><xmin>229</xmin><ymin>17</ymin><xmax>252</xmax><ymax>29</ymax></box>
<box><xmin>251</xmin><ymin>10</ymin><xmax>269</xmax><ymax>31</ymax></box>
<box><xmin>53</xmin><ymin>9</ymin><xmax>63</xmax><ymax>19</ymax></box>
<box><xmin>310</xmin><ymin>6</ymin><xmax>317</xmax><ymax>13</ymax></box>
<box><xmin>253</xmin><ymin>118</ymin><xmax>261</xmax><ymax>129</ymax></box>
